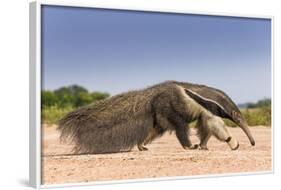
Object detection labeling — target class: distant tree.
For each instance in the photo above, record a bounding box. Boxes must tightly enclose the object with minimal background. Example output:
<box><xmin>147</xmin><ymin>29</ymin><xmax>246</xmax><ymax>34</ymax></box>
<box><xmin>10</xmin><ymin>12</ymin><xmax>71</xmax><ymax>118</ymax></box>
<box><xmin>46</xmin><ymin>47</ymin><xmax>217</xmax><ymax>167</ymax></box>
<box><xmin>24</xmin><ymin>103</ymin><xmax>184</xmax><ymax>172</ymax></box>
<box><xmin>246</xmin><ymin>103</ymin><xmax>256</xmax><ymax>109</ymax></box>
<box><xmin>54</xmin><ymin>85</ymin><xmax>88</xmax><ymax>97</ymax></box>
<box><xmin>91</xmin><ymin>92</ymin><xmax>110</xmax><ymax>101</ymax></box>
<box><xmin>42</xmin><ymin>85</ymin><xmax>110</xmax><ymax>108</ymax></box>
<box><xmin>54</xmin><ymin>85</ymin><xmax>89</xmax><ymax>107</ymax></box>
<box><xmin>41</xmin><ymin>91</ymin><xmax>58</xmax><ymax>107</ymax></box>
<box><xmin>75</xmin><ymin>92</ymin><xmax>93</xmax><ymax>107</ymax></box>
<box><xmin>246</xmin><ymin>98</ymin><xmax>271</xmax><ymax>108</ymax></box>
<box><xmin>256</xmin><ymin>98</ymin><xmax>271</xmax><ymax>107</ymax></box>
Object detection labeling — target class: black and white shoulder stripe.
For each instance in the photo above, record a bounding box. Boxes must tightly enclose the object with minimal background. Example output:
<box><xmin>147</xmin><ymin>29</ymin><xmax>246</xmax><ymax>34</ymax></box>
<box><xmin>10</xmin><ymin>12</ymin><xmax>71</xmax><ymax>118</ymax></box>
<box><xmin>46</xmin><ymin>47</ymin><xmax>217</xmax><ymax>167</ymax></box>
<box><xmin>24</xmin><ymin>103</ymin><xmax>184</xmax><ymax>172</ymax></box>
<box><xmin>184</xmin><ymin>89</ymin><xmax>232</xmax><ymax>120</ymax></box>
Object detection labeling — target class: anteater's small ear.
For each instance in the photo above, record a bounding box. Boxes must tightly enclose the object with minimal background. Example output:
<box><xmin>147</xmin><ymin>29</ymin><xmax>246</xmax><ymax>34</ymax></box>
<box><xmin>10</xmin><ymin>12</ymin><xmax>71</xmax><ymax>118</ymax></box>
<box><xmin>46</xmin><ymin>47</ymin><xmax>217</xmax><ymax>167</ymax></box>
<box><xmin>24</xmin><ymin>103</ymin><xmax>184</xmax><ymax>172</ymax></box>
<box><xmin>232</xmin><ymin>110</ymin><xmax>236</xmax><ymax>117</ymax></box>
<box><xmin>184</xmin><ymin>89</ymin><xmax>231</xmax><ymax>119</ymax></box>
<box><xmin>231</xmin><ymin>110</ymin><xmax>239</xmax><ymax>119</ymax></box>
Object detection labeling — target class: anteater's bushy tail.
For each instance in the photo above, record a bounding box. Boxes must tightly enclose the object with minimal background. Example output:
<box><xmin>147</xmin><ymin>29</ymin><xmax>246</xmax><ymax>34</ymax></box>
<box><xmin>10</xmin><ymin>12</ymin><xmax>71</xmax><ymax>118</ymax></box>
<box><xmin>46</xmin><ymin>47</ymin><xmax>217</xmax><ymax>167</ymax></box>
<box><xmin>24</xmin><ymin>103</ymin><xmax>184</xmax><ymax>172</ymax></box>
<box><xmin>57</xmin><ymin>108</ymin><xmax>87</xmax><ymax>153</ymax></box>
<box><xmin>57</xmin><ymin>106</ymin><xmax>151</xmax><ymax>154</ymax></box>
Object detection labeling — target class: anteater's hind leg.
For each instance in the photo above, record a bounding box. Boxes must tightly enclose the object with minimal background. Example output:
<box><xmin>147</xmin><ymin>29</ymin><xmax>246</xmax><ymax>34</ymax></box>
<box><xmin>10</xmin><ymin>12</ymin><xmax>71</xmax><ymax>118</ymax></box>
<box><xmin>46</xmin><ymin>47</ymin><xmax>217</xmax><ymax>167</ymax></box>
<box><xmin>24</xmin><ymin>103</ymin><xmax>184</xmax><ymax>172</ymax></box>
<box><xmin>138</xmin><ymin>126</ymin><xmax>161</xmax><ymax>151</ymax></box>
<box><xmin>137</xmin><ymin>131</ymin><xmax>151</xmax><ymax>151</ymax></box>
<box><xmin>137</xmin><ymin>143</ymin><xmax>148</xmax><ymax>151</ymax></box>
<box><xmin>143</xmin><ymin>127</ymin><xmax>159</xmax><ymax>145</ymax></box>
<box><xmin>137</xmin><ymin>114</ymin><xmax>170</xmax><ymax>151</ymax></box>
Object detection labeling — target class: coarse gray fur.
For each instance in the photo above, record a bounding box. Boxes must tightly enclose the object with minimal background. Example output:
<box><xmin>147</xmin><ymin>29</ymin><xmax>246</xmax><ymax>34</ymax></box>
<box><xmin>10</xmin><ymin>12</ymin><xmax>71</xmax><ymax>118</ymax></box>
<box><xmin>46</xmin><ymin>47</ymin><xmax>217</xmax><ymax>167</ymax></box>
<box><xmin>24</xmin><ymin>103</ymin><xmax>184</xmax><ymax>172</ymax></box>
<box><xmin>58</xmin><ymin>81</ymin><xmax>255</xmax><ymax>154</ymax></box>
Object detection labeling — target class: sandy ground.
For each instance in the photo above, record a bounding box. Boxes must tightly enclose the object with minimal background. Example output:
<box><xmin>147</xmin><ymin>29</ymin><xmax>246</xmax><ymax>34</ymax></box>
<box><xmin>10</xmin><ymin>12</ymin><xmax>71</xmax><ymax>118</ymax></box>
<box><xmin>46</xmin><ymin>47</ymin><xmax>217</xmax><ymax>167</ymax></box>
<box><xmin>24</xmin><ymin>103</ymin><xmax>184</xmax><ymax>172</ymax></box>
<box><xmin>42</xmin><ymin>125</ymin><xmax>272</xmax><ymax>185</ymax></box>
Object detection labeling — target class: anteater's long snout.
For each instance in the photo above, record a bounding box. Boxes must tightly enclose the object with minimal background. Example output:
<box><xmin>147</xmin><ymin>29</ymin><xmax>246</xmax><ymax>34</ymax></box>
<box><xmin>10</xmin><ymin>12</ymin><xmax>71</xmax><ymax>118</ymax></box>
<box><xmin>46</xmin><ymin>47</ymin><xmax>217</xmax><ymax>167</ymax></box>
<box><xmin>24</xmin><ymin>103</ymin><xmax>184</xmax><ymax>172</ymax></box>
<box><xmin>239</xmin><ymin>122</ymin><xmax>255</xmax><ymax>146</ymax></box>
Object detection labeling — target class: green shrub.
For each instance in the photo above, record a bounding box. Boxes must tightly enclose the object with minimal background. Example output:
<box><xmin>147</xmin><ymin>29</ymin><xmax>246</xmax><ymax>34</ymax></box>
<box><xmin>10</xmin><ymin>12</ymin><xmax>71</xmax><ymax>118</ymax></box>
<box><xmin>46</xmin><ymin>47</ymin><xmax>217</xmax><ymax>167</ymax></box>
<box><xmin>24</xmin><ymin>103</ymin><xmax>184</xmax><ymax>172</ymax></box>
<box><xmin>247</xmin><ymin>98</ymin><xmax>271</xmax><ymax>108</ymax></box>
<box><xmin>43</xmin><ymin>85</ymin><xmax>110</xmax><ymax>109</ymax></box>
<box><xmin>242</xmin><ymin>106</ymin><xmax>271</xmax><ymax>126</ymax></box>
<box><xmin>91</xmin><ymin>92</ymin><xmax>110</xmax><ymax>101</ymax></box>
<box><xmin>42</xmin><ymin>91</ymin><xmax>59</xmax><ymax>107</ymax></box>
<box><xmin>41</xmin><ymin>105</ymin><xmax>73</xmax><ymax>125</ymax></box>
<box><xmin>224</xmin><ymin>106</ymin><xmax>271</xmax><ymax>127</ymax></box>
<box><xmin>41</xmin><ymin>85</ymin><xmax>111</xmax><ymax>125</ymax></box>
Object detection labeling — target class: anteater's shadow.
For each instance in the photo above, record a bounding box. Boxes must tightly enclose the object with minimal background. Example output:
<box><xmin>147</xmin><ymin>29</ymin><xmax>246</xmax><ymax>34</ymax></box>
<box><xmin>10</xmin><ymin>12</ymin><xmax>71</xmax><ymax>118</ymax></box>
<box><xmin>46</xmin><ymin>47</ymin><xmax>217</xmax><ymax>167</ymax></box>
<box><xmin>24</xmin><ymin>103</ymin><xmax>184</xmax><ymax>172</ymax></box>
<box><xmin>44</xmin><ymin>149</ymin><xmax>134</xmax><ymax>157</ymax></box>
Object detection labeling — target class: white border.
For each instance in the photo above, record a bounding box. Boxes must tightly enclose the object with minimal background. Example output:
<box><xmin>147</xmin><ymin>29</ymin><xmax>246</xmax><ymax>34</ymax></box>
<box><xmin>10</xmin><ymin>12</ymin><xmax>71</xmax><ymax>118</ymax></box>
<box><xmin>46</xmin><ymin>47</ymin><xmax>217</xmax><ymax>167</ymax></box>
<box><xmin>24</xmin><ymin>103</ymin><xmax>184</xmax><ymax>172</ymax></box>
<box><xmin>36</xmin><ymin>0</ymin><xmax>273</xmax><ymax>19</ymax></box>
<box><xmin>271</xmin><ymin>15</ymin><xmax>275</xmax><ymax>175</ymax></box>
<box><xmin>30</xmin><ymin>1</ymin><xmax>274</xmax><ymax>189</ymax></box>
<box><xmin>30</xmin><ymin>1</ymin><xmax>41</xmax><ymax>189</ymax></box>
<box><xmin>41</xmin><ymin>171</ymin><xmax>273</xmax><ymax>189</ymax></box>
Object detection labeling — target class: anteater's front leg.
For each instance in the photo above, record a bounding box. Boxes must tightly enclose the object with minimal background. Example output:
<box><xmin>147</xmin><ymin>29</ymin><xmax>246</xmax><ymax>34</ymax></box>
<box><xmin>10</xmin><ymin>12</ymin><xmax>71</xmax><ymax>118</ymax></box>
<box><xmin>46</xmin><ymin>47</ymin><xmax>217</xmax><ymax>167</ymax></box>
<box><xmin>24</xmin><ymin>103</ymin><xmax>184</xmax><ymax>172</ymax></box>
<box><xmin>195</xmin><ymin>117</ymin><xmax>211</xmax><ymax>150</ymax></box>
<box><xmin>199</xmin><ymin>133</ymin><xmax>211</xmax><ymax>150</ymax></box>
<box><xmin>169</xmin><ymin>114</ymin><xmax>197</xmax><ymax>150</ymax></box>
<box><xmin>207</xmin><ymin>116</ymin><xmax>239</xmax><ymax>150</ymax></box>
<box><xmin>175</xmin><ymin>124</ymin><xmax>199</xmax><ymax>149</ymax></box>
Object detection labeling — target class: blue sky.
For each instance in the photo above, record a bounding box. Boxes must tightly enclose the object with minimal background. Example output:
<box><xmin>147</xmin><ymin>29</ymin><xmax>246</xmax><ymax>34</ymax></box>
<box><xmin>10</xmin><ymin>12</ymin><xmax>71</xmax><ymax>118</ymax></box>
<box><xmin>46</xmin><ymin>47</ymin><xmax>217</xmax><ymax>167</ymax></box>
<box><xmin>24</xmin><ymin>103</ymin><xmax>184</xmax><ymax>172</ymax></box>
<box><xmin>41</xmin><ymin>5</ymin><xmax>271</xmax><ymax>104</ymax></box>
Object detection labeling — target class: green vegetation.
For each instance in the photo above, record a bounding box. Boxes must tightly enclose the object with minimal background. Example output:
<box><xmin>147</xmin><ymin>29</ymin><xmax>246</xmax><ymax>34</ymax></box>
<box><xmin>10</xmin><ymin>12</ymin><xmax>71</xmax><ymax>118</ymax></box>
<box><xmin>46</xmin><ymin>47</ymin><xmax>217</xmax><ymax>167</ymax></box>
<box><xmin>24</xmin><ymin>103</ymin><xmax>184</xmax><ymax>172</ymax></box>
<box><xmin>225</xmin><ymin>98</ymin><xmax>271</xmax><ymax>127</ymax></box>
<box><xmin>41</xmin><ymin>85</ymin><xmax>110</xmax><ymax>124</ymax></box>
<box><xmin>242</xmin><ymin>98</ymin><xmax>271</xmax><ymax>126</ymax></box>
<box><xmin>42</xmin><ymin>105</ymin><xmax>73</xmax><ymax>124</ymax></box>
<box><xmin>242</xmin><ymin>106</ymin><xmax>271</xmax><ymax>126</ymax></box>
<box><xmin>246</xmin><ymin>98</ymin><xmax>271</xmax><ymax>109</ymax></box>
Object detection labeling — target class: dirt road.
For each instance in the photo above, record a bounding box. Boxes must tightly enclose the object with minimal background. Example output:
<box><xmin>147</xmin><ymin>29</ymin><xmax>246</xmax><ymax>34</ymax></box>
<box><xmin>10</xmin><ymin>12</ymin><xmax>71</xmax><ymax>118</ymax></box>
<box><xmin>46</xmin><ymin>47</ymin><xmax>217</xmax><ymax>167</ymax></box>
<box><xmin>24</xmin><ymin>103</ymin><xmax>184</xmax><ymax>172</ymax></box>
<box><xmin>42</xmin><ymin>125</ymin><xmax>272</xmax><ymax>185</ymax></box>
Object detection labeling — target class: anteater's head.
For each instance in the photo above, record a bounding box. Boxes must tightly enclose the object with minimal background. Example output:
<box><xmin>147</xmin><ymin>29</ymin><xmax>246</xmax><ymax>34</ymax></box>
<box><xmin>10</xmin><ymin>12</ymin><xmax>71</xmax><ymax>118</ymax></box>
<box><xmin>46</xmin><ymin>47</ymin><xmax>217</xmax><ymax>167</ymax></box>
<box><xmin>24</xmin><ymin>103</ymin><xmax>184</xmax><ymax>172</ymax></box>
<box><xmin>175</xmin><ymin>81</ymin><xmax>255</xmax><ymax>146</ymax></box>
